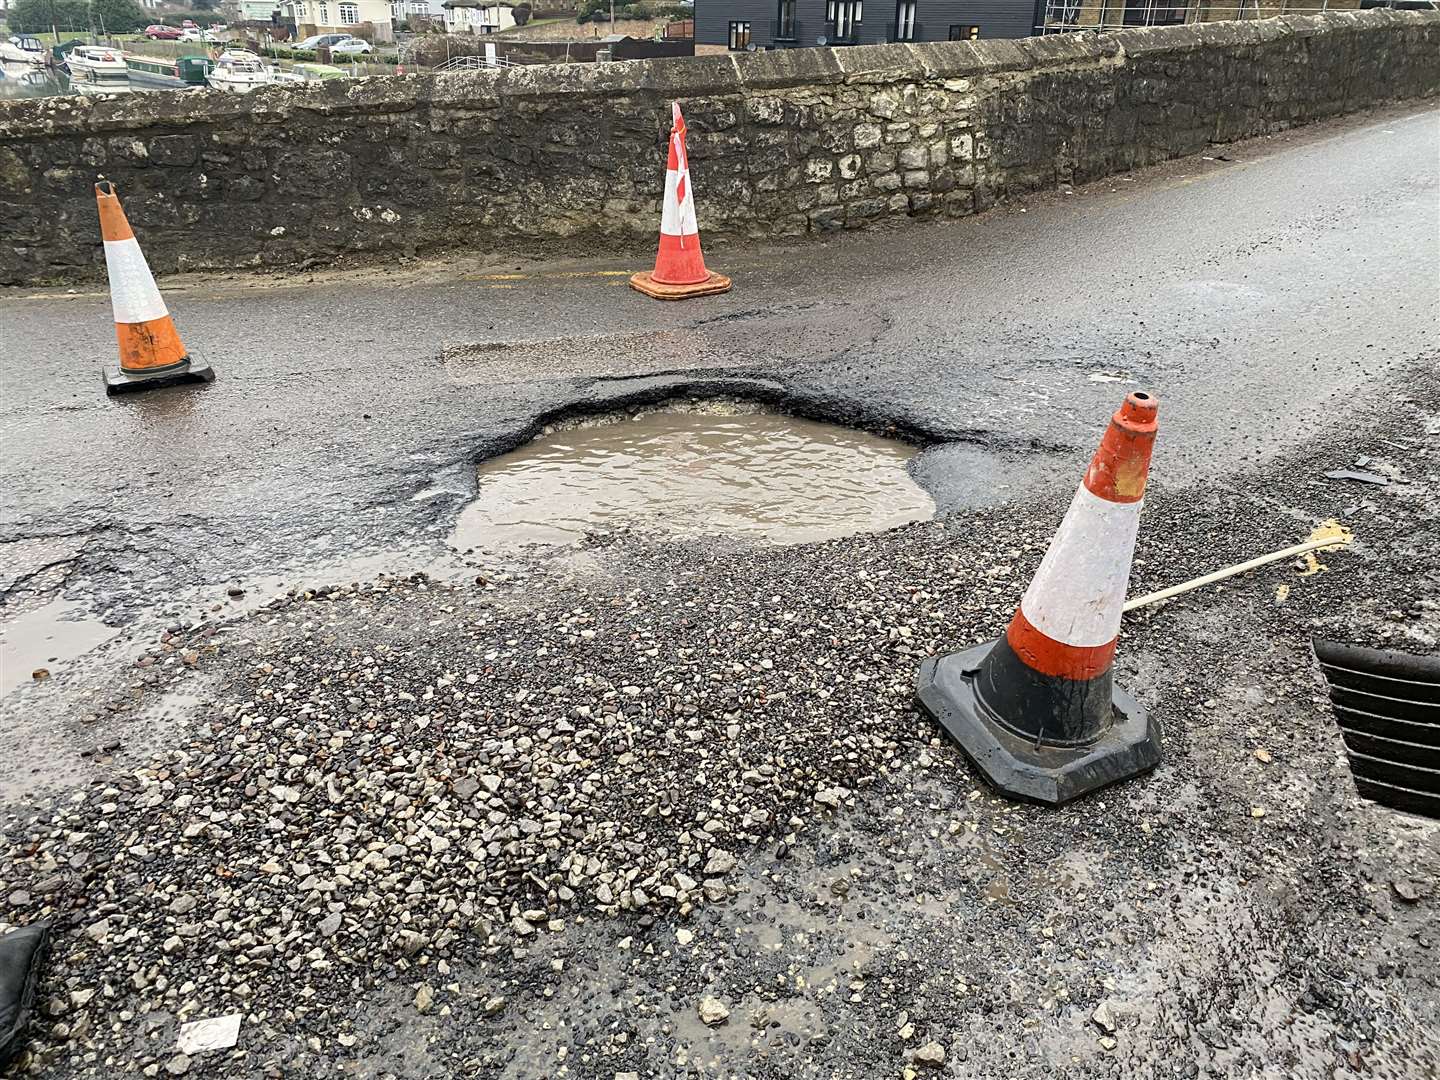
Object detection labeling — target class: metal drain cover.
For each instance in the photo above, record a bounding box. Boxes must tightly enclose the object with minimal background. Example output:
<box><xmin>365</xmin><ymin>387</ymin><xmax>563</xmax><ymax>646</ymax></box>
<box><xmin>1313</xmin><ymin>638</ymin><xmax>1440</xmax><ymax>819</ymax></box>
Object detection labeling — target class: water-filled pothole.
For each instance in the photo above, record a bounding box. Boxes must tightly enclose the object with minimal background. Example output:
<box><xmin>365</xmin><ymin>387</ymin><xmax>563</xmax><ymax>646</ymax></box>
<box><xmin>450</xmin><ymin>401</ymin><xmax>935</xmax><ymax>553</ymax></box>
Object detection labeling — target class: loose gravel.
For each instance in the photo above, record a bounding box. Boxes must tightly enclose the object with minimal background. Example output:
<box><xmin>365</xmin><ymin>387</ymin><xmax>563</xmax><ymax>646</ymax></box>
<box><xmin>2</xmin><ymin>368</ymin><xmax>1437</xmax><ymax>1079</ymax></box>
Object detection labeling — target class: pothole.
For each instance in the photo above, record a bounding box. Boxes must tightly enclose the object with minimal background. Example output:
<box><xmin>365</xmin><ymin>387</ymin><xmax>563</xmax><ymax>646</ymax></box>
<box><xmin>449</xmin><ymin>400</ymin><xmax>935</xmax><ymax>553</ymax></box>
<box><xmin>0</xmin><ymin>598</ymin><xmax>119</xmax><ymax>696</ymax></box>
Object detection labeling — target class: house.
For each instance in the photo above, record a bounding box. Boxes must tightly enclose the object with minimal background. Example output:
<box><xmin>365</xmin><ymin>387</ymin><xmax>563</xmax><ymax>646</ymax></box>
<box><xmin>1036</xmin><ymin>0</ymin><xmax>1371</xmax><ymax>35</ymax></box>
<box><xmin>695</xmin><ymin>0</ymin><xmax>1043</xmax><ymax>49</ymax></box>
<box><xmin>392</xmin><ymin>0</ymin><xmax>448</xmax><ymax>20</ymax></box>
<box><xmin>237</xmin><ymin>0</ymin><xmax>284</xmax><ymax>21</ymax></box>
<box><xmin>283</xmin><ymin>0</ymin><xmax>395</xmax><ymax>38</ymax></box>
<box><xmin>441</xmin><ymin>0</ymin><xmax>517</xmax><ymax>34</ymax></box>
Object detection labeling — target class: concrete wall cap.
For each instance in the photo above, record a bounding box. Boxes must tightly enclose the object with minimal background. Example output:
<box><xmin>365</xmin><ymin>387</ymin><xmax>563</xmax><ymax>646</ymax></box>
<box><xmin>733</xmin><ymin>46</ymin><xmax>844</xmax><ymax>90</ymax></box>
<box><xmin>3</xmin><ymin>10</ymin><xmax>1436</xmax><ymax>140</ymax></box>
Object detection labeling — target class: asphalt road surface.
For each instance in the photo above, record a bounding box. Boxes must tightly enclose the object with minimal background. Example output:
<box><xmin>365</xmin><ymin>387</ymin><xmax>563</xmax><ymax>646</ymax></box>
<box><xmin>2</xmin><ymin>104</ymin><xmax>1437</xmax><ymax>625</ymax></box>
<box><xmin>1</xmin><ymin>103</ymin><xmax>1437</xmax><ymax>1079</ymax></box>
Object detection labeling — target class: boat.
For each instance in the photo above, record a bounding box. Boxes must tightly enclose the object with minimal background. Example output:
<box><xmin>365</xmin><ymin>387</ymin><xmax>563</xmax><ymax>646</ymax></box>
<box><xmin>205</xmin><ymin>49</ymin><xmax>272</xmax><ymax>94</ymax></box>
<box><xmin>71</xmin><ymin>76</ymin><xmax>135</xmax><ymax>96</ymax></box>
<box><xmin>289</xmin><ymin>61</ymin><xmax>349</xmax><ymax>82</ymax></box>
<box><xmin>0</xmin><ymin>61</ymin><xmax>60</xmax><ymax>100</ymax></box>
<box><xmin>125</xmin><ymin>52</ymin><xmax>212</xmax><ymax>89</ymax></box>
<box><xmin>64</xmin><ymin>44</ymin><xmax>129</xmax><ymax>90</ymax></box>
<box><xmin>1</xmin><ymin>36</ymin><xmax>47</xmax><ymax>65</ymax></box>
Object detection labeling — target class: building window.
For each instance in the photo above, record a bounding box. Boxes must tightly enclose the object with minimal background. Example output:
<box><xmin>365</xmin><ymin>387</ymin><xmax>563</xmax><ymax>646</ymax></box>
<box><xmin>775</xmin><ymin>0</ymin><xmax>796</xmax><ymax>39</ymax></box>
<box><xmin>948</xmin><ymin>23</ymin><xmax>979</xmax><ymax>39</ymax></box>
<box><xmin>827</xmin><ymin>0</ymin><xmax>861</xmax><ymax>38</ymax></box>
<box><xmin>893</xmin><ymin>0</ymin><xmax>915</xmax><ymax>39</ymax></box>
<box><xmin>1048</xmin><ymin>0</ymin><xmax>1080</xmax><ymax>24</ymax></box>
<box><xmin>1123</xmin><ymin>0</ymin><xmax>1186</xmax><ymax>25</ymax></box>
<box><xmin>339</xmin><ymin>1</ymin><xmax>357</xmax><ymax>20</ymax></box>
<box><xmin>728</xmin><ymin>20</ymin><xmax>751</xmax><ymax>49</ymax></box>
<box><xmin>319</xmin><ymin>2</ymin><xmax>329</xmax><ymax>22</ymax></box>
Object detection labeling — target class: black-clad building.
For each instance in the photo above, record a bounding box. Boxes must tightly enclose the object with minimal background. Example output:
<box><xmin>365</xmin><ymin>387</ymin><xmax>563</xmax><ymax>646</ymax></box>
<box><xmin>695</xmin><ymin>0</ymin><xmax>1045</xmax><ymax>49</ymax></box>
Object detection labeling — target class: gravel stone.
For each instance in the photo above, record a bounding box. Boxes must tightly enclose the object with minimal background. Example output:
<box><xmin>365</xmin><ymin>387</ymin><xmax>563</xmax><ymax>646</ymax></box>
<box><xmin>914</xmin><ymin>1042</ymin><xmax>946</xmax><ymax>1068</ymax></box>
<box><xmin>698</xmin><ymin>996</ymin><xmax>731</xmax><ymax>1027</ymax></box>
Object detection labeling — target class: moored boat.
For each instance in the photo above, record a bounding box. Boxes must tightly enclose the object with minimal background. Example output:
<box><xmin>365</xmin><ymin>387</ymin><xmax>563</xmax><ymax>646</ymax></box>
<box><xmin>0</xmin><ymin>61</ymin><xmax>60</xmax><ymax>101</ymax></box>
<box><xmin>125</xmin><ymin>52</ymin><xmax>212</xmax><ymax>89</ymax></box>
<box><xmin>1</xmin><ymin>36</ymin><xmax>47</xmax><ymax>65</ymax></box>
<box><xmin>64</xmin><ymin>44</ymin><xmax>129</xmax><ymax>90</ymax></box>
<box><xmin>290</xmin><ymin>61</ymin><xmax>349</xmax><ymax>82</ymax></box>
<box><xmin>205</xmin><ymin>49</ymin><xmax>271</xmax><ymax>94</ymax></box>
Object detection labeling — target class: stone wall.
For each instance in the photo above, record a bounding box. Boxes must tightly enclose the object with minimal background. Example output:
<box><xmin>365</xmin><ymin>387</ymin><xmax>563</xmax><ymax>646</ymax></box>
<box><xmin>0</xmin><ymin>10</ymin><xmax>1436</xmax><ymax>285</ymax></box>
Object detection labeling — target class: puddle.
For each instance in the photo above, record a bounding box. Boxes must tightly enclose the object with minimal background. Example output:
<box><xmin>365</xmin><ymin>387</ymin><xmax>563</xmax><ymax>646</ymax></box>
<box><xmin>450</xmin><ymin>404</ymin><xmax>935</xmax><ymax>553</ymax></box>
<box><xmin>0</xmin><ymin>598</ymin><xmax>119</xmax><ymax>696</ymax></box>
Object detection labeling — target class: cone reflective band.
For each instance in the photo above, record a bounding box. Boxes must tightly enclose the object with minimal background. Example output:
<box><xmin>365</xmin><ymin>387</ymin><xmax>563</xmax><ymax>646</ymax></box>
<box><xmin>630</xmin><ymin>102</ymin><xmax>731</xmax><ymax>301</ymax></box>
<box><xmin>916</xmin><ymin>392</ymin><xmax>1163</xmax><ymax>806</ymax></box>
<box><xmin>96</xmin><ymin>181</ymin><xmax>214</xmax><ymax>394</ymax></box>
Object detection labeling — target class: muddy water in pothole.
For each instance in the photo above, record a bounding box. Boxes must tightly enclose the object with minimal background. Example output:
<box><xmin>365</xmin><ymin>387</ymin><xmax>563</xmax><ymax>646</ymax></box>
<box><xmin>450</xmin><ymin>409</ymin><xmax>935</xmax><ymax>552</ymax></box>
<box><xmin>0</xmin><ymin>599</ymin><xmax>119</xmax><ymax>696</ymax></box>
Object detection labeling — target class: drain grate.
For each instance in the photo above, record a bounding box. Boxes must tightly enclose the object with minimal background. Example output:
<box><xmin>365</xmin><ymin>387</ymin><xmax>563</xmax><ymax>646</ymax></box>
<box><xmin>1313</xmin><ymin>639</ymin><xmax>1440</xmax><ymax>819</ymax></box>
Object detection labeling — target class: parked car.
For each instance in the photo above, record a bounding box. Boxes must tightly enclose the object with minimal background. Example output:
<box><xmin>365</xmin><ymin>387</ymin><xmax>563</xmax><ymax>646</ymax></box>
<box><xmin>178</xmin><ymin>28</ymin><xmax>220</xmax><ymax>42</ymax></box>
<box><xmin>294</xmin><ymin>33</ymin><xmax>352</xmax><ymax>50</ymax></box>
<box><xmin>328</xmin><ymin>37</ymin><xmax>373</xmax><ymax>55</ymax></box>
<box><xmin>144</xmin><ymin>24</ymin><xmax>183</xmax><ymax>39</ymax></box>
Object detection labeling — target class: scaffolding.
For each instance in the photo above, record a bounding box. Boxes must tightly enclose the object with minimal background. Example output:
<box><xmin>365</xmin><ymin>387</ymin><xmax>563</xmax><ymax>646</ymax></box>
<box><xmin>1035</xmin><ymin>0</ymin><xmax>1353</xmax><ymax>35</ymax></box>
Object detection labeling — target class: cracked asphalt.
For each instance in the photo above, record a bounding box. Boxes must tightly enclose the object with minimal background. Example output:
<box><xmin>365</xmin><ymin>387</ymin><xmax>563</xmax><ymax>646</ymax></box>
<box><xmin>1</xmin><ymin>102</ymin><xmax>1438</xmax><ymax>1079</ymax></box>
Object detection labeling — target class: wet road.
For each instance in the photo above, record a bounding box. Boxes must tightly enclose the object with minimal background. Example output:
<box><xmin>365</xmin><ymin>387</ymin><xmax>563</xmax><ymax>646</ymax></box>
<box><xmin>1</xmin><ymin>102</ymin><xmax>1437</xmax><ymax>636</ymax></box>
<box><xmin>2</xmin><ymin>101</ymin><xmax>1439</xmax><ymax>1080</ymax></box>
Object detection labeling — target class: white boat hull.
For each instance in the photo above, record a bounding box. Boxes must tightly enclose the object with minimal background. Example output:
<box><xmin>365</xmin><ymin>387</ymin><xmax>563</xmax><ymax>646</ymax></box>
<box><xmin>72</xmin><ymin>78</ymin><xmax>134</xmax><ymax>95</ymax></box>
<box><xmin>66</xmin><ymin>48</ymin><xmax>129</xmax><ymax>88</ymax></box>
<box><xmin>0</xmin><ymin>43</ymin><xmax>45</xmax><ymax>65</ymax></box>
<box><xmin>206</xmin><ymin>73</ymin><xmax>268</xmax><ymax>93</ymax></box>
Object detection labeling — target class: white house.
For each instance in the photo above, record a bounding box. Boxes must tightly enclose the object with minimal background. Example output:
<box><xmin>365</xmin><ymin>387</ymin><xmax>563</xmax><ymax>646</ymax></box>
<box><xmin>237</xmin><ymin>0</ymin><xmax>284</xmax><ymax>21</ymax></box>
<box><xmin>283</xmin><ymin>0</ymin><xmax>394</xmax><ymax>37</ymax></box>
<box><xmin>440</xmin><ymin>0</ymin><xmax>515</xmax><ymax>34</ymax></box>
<box><xmin>391</xmin><ymin>0</ymin><xmax>446</xmax><ymax>20</ymax></box>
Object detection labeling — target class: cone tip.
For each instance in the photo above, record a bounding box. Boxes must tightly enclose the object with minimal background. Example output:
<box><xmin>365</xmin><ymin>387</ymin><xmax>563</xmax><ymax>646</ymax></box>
<box><xmin>1118</xmin><ymin>391</ymin><xmax>1158</xmax><ymax>429</ymax></box>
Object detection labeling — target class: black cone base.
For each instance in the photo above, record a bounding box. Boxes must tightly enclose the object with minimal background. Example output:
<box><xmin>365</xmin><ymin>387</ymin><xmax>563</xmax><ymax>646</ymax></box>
<box><xmin>104</xmin><ymin>356</ymin><xmax>215</xmax><ymax>396</ymax></box>
<box><xmin>0</xmin><ymin>922</ymin><xmax>50</xmax><ymax>1064</ymax></box>
<box><xmin>916</xmin><ymin>639</ymin><xmax>1161</xmax><ymax>806</ymax></box>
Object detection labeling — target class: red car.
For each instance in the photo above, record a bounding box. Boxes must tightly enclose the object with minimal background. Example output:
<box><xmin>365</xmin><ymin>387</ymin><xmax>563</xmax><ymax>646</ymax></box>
<box><xmin>144</xmin><ymin>24</ymin><xmax>183</xmax><ymax>39</ymax></box>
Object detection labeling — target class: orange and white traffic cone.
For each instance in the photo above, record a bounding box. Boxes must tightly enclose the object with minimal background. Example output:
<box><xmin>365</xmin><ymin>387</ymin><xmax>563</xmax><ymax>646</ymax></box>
<box><xmin>917</xmin><ymin>392</ymin><xmax>1163</xmax><ymax>805</ymax></box>
<box><xmin>629</xmin><ymin>102</ymin><xmax>731</xmax><ymax>301</ymax></box>
<box><xmin>96</xmin><ymin>180</ymin><xmax>214</xmax><ymax>395</ymax></box>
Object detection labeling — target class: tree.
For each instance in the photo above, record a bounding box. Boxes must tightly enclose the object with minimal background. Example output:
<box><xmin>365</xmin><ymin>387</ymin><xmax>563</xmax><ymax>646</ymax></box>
<box><xmin>512</xmin><ymin>3</ymin><xmax>532</xmax><ymax>24</ymax></box>
<box><xmin>16</xmin><ymin>0</ymin><xmax>152</xmax><ymax>33</ymax></box>
<box><xmin>92</xmin><ymin>0</ymin><xmax>148</xmax><ymax>32</ymax></box>
<box><xmin>6</xmin><ymin>0</ymin><xmax>84</xmax><ymax>34</ymax></box>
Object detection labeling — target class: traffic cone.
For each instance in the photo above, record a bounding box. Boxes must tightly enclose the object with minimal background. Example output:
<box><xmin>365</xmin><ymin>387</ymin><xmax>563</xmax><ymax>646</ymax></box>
<box><xmin>916</xmin><ymin>392</ymin><xmax>1163</xmax><ymax>806</ymax></box>
<box><xmin>96</xmin><ymin>180</ymin><xmax>214</xmax><ymax>395</ymax></box>
<box><xmin>629</xmin><ymin>102</ymin><xmax>731</xmax><ymax>301</ymax></box>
